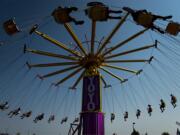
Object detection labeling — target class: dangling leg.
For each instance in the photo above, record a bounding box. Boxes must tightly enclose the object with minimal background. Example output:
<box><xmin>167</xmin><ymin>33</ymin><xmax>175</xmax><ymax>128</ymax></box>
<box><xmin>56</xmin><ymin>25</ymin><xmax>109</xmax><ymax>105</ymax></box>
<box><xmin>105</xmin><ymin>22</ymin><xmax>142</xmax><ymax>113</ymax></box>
<box><xmin>69</xmin><ymin>7</ymin><xmax>78</xmax><ymax>12</ymax></box>
<box><xmin>71</xmin><ymin>17</ymin><xmax>84</xmax><ymax>25</ymax></box>
<box><xmin>108</xmin><ymin>15</ymin><xmax>122</xmax><ymax>20</ymax></box>
<box><xmin>160</xmin><ymin>106</ymin><xmax>164</xmax><ymax>112</ymax></box>
<box><xmin>160</xmin><ymin>107</ymin><xmax>162</xmax><ymax>112</ymax></box>
<box><xmin>21</xmin><ymin>114</ymin><xmax>24</xmax><ymax>119</ymax></box>
<box><xmin>172</xmin><ymin>102</ymin><xmax>176</xmax><ymax>108</ymax></box>
<box><xmin>153</xmin><ymin>15</ymin><xmax>172</xmax><ymax>21</ymax></box>
<box><xmin>109</xmin><ymin>10</ymin><xmax>122</xmax><ymax>14</ymax></box>
<box><xmin>8</xmin><ymin>111</ymin><xmax>12</xmax><ymax>116</ymax></box>
<box><xmin>8</xmin><ymin>111</ymin><xmax>14</xmax><ymax>118</ymax></box>
<box><xmin>9</xmin><ymin>113</ymin><xmax>14</xmax><ymax>118</ymax></box>
<box><xmin>151</xmin><ymin>25</ymin><xmax>165</xmax><ymax>34</ymax></box>
<box><xmin>122</xmin><ymin>7</ymin><xmax>135</xmax><ymax>14</ymax></box>
<box><xmin>34</xmin><ymin>117</ymin><xmax>38</xmax><ymax>123</ymax></box>
<box><xmin>148</xmin><ymin>112</ymin><xmax>151</xmax><ymax>116</ymax></box>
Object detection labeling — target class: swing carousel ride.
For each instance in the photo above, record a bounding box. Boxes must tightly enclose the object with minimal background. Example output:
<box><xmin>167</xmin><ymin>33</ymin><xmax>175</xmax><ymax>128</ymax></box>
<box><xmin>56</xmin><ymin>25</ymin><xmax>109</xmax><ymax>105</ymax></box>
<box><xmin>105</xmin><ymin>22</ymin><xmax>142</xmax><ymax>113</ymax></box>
<box><xmin>0</xmin><ymin>1</ymin><xmax>180</xmax><ymax>135</ymax></box>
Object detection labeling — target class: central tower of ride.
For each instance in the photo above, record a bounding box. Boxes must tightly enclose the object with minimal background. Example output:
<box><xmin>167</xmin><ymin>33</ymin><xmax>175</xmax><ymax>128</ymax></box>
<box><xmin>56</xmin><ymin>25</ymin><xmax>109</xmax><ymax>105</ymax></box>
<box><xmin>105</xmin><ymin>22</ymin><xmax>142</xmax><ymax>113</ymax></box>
<box><xmin>82</xmin><ymin>74</ymin><xmax>104</xmax><ymax>135</ymax></box>
<box><xmin>80</xmin><ymin>53</ymin><xmax>104</xmax><ymax>134</ymax></box>
<box><xmin>26</xmin><ymin>2</ymin><xmax>160</xmax><ymax>135</ymax></box>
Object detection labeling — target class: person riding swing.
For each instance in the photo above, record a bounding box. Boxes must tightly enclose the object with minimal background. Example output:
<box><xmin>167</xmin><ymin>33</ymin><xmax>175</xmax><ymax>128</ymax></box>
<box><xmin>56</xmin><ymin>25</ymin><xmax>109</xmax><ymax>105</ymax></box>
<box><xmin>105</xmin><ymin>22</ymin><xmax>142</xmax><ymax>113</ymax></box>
<box><xmin>20</xmin><ymin>111</ymin><xmax>32</xmax><ymax>119</ymax></box>
<box><xmin>3</xmin><ymin>18</ymin><xmax>20</xmax><ymax>35</ymax></box>
<box><xmin>33</xmin><ymin>113</ymin><xmax>44</xmax><ymax>123</ymax></box>
<box><xmin>124</xmin><ymin>111</ymin><xmax>128</xmax><ymax>121</ymax></box>
<box><xmin>147</xmin><ymin>104</ymin><xmax>153</xmax><ymax>116</ymax></box>
<box><xmin>166</xmin><ymin>22</ymin><xmax>180</xmax><ymax>36</ymax></box>
<box><xmin>159</xmin><ymin>99</ymin><xmax>166</xmax><ymax>113</ymax></box>
<box><xmin>170</xmin><ymin>94</ymin><xmax>177</xmax><ymax>108</ymax></box>
<box><xmin>48</xmin><ymin>115</ymin><xmax>55</xmax><ymax>123</ymax></box>
<box><xmin>52</xmin><ymin>6</ymin><xmax>84</xmax><ymax>25</ymax></box>
<box><xmin>123</xmin><ymin>7</ymin><xmax>172</xmax><ymax>34</ymax></box>
<box><xmin>85</xmin><ymin>2</ymin><xmax>122</xmax><ymax>21</ymax></box>
<box><xmin>111</xmin><ymin>113</ymin><xmax>115</xmax><ymax>123</ymax></box>
<box><xmin>61</xmin><ymin>116</ymin><xmax>68</xmax><ymax>124</ymax></box>
<box><xmin>136</xmin><ymin>109</ymin><xmax>141</xmax><ymax>119</ymax></box>
<box><xmin>8</xmin><ymin>107</ymin><xmax>21</xmax><ymax>118</ymax></box>
<box><xmin>0</xmin><ymin>101</ymin><xmax>9</xmax><ymax>111</ymax></box>
<box><xmin>73</xmin><ymin>117</ymin><xmax>79</xmax><ymax>123</ymax></box>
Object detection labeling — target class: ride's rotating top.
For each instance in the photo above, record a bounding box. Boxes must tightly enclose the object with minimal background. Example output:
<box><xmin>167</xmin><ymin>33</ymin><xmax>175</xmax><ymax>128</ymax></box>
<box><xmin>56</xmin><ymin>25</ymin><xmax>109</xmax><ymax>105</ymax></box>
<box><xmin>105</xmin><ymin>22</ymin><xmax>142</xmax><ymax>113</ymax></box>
<box><xmin>24</xmin><ymin>2</ymin><xmax>169</xmax><ymax>90</ymax></box>
<box><xmin>80</xmin><ymin>54</ymin><xmax>104</xmax><ymax>76</ymax></box>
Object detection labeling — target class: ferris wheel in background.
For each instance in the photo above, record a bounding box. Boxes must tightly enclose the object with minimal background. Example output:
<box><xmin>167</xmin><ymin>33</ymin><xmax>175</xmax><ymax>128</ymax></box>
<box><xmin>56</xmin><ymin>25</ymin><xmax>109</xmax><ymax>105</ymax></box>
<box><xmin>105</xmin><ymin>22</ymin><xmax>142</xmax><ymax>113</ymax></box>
<box><xmin>1</xmin><ymin>1</ymin><xmax>180</xmax><ymax>135</ymax></box>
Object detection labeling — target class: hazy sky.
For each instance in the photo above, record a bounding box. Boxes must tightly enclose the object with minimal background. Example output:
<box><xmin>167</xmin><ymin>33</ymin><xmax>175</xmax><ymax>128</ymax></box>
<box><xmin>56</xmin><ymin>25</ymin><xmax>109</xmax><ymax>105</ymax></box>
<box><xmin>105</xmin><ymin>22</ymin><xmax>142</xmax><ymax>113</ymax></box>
<box><xmin>1</xmin><ymin>0</ymin><xmax>180</xmax><ymax>135</ymax></box>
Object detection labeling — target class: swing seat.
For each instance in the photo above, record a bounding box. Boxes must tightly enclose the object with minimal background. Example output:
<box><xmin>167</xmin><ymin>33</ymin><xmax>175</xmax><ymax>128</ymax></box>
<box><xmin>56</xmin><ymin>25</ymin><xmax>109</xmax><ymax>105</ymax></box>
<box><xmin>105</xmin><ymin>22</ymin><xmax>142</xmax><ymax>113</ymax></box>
<box><xmin>136</xmin><ymin>13</ymin><xmax>154</xmax><ymax>27</ymax></box>
<box><xmin>48</xmin><ymin>115</ymin><xmax>55</xmax><ymax>123</ymax></box>
<box><xmin>61</xmin><ymin>117</ymin><xmax>68</xmax><ymax>124</ymax></box>
<box><xmin>26</xmin><ymin>112</ymin><xmax>32</xmax><ymax>117</ymax></box>
<box><xmin>52</xmin><ymin>8</ymin><xmax>71</xmax><ymax>24</ymax></box>
<box><xmin>3</xmin><ymin>19</ymin><xmax>20</xmax><ymax>35</ymax></box>
<box><xmin>148</xmin><ymin>108</ymin><xmax>152</xmax><ymax>113</ymax></box>
<box><xmin>86</xmin><ymin>6</ymin><xmax>108</xmax><ymax>21</ymax></box>
<box><xmin>50</xmin><ymin>115</ymin><xmax>55</xmax><ymax>120</ymax></box>
<box><xmin>87</xmin><ymin>2</ymin><xmax>105</xmax><ymax>7</ymax></box>
<box><xmin>173</xmin><ymin>98</ymin><xmax>177</xmax><ymax>103</ymax></box>
<box><xmin>166</xmin><ymin>22</ymin><xmax>180</xmax><ymax>36</ymax></box>
<box><xmin>161</xmin><ymin>103</ymin><xmax>165</xmax><ymax>108</ymax></box>
<box><xmin>73</xmin><ymin>118</ymin><xmax>79</xmax><ymax>123</ymax></box>
<box><xmin>111</xmin><ymin>113</ymin><xmax>115</xmax><ymax>121</ymax></box>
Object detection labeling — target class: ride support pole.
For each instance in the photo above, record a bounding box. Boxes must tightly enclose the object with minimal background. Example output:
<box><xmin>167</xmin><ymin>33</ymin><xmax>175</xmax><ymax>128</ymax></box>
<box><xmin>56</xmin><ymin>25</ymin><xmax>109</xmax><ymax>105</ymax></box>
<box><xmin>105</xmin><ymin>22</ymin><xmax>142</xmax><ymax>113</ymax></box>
<box><xmin>81</xmin><ymin>75</ymin><xmax>104</xmax><ymax>135</ymax></box>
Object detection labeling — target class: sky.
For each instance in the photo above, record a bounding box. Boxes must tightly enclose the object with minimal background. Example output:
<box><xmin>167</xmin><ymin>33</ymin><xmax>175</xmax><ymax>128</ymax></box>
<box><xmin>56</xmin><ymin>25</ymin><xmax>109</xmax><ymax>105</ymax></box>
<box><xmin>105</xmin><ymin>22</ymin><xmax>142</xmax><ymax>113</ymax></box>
<box><xmin>1</xmin><ymin>0</ymin><xmax>180</xmax><ymax>135</ymax></box>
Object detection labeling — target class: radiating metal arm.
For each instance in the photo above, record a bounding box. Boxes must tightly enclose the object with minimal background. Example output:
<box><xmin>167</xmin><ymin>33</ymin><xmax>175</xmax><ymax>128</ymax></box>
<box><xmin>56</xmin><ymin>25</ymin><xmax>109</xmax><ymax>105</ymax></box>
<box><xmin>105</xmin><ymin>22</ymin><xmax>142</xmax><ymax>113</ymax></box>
<box><xmin>25</xmin><ymin>48</ymin><xmax>78</xmax><ymax>61</ymax></box>
<box><xmin>27</xmin><ymin>61</ymin><xmax>79</xmax><ymax>68</ymax></box>
<box><xmin>102</xmin><ymin>28</ymin><xmax>149</xmax><ymax>56</ymax></box>
<box><xmin>41</xmin><ymin>65</ymin><xmax>80</xmax><ymax>79</ymax></box>
<box><xmin>100</xmin><ymin>67</ymin><xmax>125</xmax><ymax>82</ymax></box>
<box><xmin>100</xmin><ymin>75</ymin><xmax>111</xmax><ymax>88</ymax></box>
<box><xmin>55</xmin><ymin>67</ymin><xmax>83</xmax><ymax>86</ymax></box>
<box><xmin>70</xmin><ymin>70</ymin><xmax>86</xmax><ymax>90</ymax></box>
<box><xmin>105</xmin><ymin>43</ymin><xmax>156</xmax><ymax>59</ymax></box>
<box><xmin>96</xmin><ymin>13</ymin><xmax>129</xmax><ymax>56</ymax></box>
<box><xmin>101</xmin><ymin>76</ymin><xmax>107</xmax><ymax>86</ymax></box>
<box><xmin>64</xmin><ymin>23</ymin><xmax>87</xmax><ymax>56</ymax></box>
<box><xmin>32</xmin><ymin>30</ymin><xmax>81</xmax><ymax>58</ymax></box>
<box><xmin>148</xmin><ymin>56</ymin><xmax>154</xmax><ymax>64</ymax></box>
<box><xmin>105</xmin><ymin>59</ymin><xmax>149</xmax><ymax>63</ymax></box>
<box><xmin>91</xmin><ymin>21</ymin><xmax>96</xmax><ymax>54</ymax></box>
<box><xmin>103</xmin><ymin>64</ymin><xmax>138</xmax><ymax>74</ymax></box>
